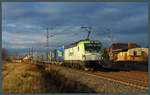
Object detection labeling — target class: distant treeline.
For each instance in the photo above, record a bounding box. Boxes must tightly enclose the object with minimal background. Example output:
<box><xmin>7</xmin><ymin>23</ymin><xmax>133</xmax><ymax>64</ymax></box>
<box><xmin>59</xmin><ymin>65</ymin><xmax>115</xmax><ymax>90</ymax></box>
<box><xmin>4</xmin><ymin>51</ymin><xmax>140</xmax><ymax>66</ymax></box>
<box><xmin>2</xmin><ymin>48</ymin><xmax>11</xmax><ymax>62</ymax></box>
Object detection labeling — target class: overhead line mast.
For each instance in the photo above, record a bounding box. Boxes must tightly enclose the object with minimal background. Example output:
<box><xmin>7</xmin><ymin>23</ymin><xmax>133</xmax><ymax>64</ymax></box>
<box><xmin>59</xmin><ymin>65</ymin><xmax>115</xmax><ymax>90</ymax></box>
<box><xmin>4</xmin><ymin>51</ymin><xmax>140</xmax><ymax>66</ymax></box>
<box><xmin>108</xmin><ymin>29</ymin><xmax>113</xmax><ymax>46</ymax></box>
<box><xmin>46</xmin><ymin>28</ymin><xmax>49</xmax><ymax>61</ymax></box>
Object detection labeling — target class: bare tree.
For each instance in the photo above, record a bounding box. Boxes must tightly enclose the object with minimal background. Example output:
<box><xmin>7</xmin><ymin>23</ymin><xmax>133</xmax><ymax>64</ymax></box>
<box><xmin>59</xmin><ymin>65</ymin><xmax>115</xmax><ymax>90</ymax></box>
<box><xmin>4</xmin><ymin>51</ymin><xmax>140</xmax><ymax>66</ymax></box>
<box><xmin>2</xmin><ymin>48</ymin><xmax>12</xmax><ymax>62</ymax></box>
<box><xmin>2</xmin><ymin>48</ymin><xmax>8</xmax><ymax>61</ymax></box>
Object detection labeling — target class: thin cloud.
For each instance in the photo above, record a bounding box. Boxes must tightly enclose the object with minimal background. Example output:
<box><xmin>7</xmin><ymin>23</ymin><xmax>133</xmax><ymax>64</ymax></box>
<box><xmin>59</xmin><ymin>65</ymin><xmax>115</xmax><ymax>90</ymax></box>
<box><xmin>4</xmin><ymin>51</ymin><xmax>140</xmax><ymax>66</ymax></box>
<box><xmin>2</xmin><ymin>2</ymin><xmax>148</xmax><ymax>55</ymax></box>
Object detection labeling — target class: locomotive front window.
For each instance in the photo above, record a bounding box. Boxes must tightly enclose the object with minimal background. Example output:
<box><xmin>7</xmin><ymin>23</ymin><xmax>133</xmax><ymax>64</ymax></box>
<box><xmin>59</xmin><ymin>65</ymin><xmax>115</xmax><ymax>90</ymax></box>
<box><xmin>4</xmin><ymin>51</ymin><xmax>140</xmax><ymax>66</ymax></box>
<box><xmin>84</xmin><ymin>43</ymin><xmax>101</xmax><ymax>52</ymax></box>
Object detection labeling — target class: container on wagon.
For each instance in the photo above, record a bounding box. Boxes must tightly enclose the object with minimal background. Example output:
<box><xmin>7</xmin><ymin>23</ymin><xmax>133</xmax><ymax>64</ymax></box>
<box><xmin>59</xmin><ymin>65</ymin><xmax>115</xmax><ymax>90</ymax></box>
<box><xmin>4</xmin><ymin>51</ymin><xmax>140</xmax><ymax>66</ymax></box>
<box><xmin>55</xmin><ymin>46</ymin><xmax>65</xmax><ymax>61</ymax></box>
<box><xmin>49</xmin><ymin>51</ymin><xmax>52</xmax><ymax>61</ymax></box>
<box><xmin>51</xmin><ymin>49</ymin><xmax>56</xmax><ymax>61</ymax></box>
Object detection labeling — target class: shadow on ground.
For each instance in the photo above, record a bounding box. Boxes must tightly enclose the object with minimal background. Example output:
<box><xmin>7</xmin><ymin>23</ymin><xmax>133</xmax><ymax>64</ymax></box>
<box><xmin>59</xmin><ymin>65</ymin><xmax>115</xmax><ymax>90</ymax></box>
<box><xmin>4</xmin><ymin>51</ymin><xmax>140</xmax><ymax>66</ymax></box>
<box><xmin>37</xmin><ymin>64</ymin><xmax>96</xmax><ymax>93</ymax></box>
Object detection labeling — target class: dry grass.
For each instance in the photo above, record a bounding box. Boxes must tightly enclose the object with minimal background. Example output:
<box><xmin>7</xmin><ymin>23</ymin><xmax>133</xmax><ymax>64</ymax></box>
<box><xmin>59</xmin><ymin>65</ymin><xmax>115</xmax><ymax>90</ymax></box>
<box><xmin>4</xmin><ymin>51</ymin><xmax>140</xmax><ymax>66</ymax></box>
<box><xmin>2</xmin><ymin>63</ymin><xmax>95</xmax><ymax>93</ymax></box>
<box><xmin>2</xmin><ymin>63</ymin><xmax>44</xmax><ymax>93</ymax></box>
<box><xmin>42</xmin><ymin>68</ymin><xmax>95</xmax><ymax>93</ymax></box>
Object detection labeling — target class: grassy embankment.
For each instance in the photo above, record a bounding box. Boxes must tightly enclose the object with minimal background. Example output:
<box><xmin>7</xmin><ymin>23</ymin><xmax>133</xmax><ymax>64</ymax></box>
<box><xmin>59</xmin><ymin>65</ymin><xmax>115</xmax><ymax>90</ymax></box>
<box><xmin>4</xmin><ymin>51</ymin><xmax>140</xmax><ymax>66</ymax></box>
<box><xmin>2</xmin><ymin>62</ymin><xmax>95</xmax><ymax>93</ymax></box>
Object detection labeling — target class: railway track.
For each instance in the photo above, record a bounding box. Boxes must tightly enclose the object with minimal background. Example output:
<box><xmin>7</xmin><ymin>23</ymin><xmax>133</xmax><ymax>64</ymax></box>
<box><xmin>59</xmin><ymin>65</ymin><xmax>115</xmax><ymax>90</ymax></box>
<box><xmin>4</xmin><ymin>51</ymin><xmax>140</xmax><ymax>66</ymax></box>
<box><xmin>61</xmin><ymin>65</ymin><xmax>148</xmax><ymax>90</ymax></box>
<box><xmin>101</xmin><ymin>72</ymin><xmax>148</xmax><ymax>83</ymax></box>
<box><xmin>121</xmin><ymin>71</ymin><xmax>148</xmax><ymax>76</ymax></box>
<box><xmin>75</xmin><ymin>70</ymin><xmax>148</xmax><ymax>90</ymax></box>
<box><xmin>43</xmin><ymin>62</ymin><xmax>148</xmax><ymax>90</ymax></box>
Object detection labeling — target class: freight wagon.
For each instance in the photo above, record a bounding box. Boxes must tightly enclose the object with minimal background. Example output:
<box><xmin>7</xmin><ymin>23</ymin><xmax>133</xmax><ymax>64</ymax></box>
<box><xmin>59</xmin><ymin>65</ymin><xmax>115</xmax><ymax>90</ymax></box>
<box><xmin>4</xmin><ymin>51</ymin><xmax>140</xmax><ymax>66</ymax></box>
<box><xmin>55</xmin><ymin>46</ymin><xmax>65</xmax><ymax>61</ymax></box>
<box><xmin>50</xmin><ymin>46</ymin><xmax>65</xmax><ymax>61</ymax></box>
<box><xmin>50</xmin><ymin>50</ymin><xmax>56</xmax><ymax>61</ymax></box>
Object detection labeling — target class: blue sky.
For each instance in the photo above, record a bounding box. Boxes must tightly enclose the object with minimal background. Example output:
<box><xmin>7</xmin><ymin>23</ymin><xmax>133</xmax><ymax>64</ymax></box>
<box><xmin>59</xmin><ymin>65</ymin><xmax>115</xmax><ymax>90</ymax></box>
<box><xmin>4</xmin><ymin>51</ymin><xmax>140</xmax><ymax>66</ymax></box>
<box><xmin>2</xmin><ymin>2</ymin><xmax>148</xmax><ymax>55</ymax></box>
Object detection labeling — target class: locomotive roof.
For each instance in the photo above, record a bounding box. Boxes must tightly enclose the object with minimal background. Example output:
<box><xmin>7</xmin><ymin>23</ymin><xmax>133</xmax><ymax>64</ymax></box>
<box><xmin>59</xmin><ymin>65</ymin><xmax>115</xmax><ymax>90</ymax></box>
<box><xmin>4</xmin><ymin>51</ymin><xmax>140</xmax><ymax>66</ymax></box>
<box><xmin>65</xmin><ymin>39</ymin><xmax>101</xmax><ymax>49</ymax></box>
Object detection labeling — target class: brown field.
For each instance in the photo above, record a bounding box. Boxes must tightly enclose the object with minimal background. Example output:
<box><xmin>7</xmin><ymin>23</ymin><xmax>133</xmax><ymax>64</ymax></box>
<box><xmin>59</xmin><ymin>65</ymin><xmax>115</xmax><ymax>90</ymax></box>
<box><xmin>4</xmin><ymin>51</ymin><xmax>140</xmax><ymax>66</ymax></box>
<box><xmin>2</xmin><ymin>62</ymin><xmax>95</xmax><ymax>93</ymax></box>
